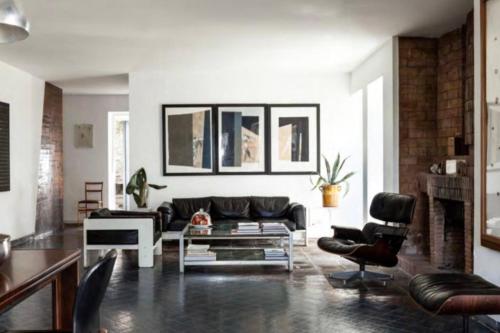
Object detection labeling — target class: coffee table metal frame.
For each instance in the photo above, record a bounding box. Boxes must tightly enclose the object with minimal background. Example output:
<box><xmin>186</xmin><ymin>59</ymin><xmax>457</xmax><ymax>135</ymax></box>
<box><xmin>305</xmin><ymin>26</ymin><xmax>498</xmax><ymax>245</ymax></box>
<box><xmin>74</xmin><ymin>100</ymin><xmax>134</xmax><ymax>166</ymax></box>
<box><xmin>179</xmin><ymin>224</ymin><xmax>293</xmax><ymax>273</ymax></box>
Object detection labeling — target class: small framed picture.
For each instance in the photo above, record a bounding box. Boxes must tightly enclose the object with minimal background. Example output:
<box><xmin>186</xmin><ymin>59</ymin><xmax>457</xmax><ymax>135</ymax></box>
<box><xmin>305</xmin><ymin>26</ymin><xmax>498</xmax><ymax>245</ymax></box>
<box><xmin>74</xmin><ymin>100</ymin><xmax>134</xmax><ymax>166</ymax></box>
<box><xmin>162</xmin><ymin>105</ymin><xmax>215</xmax><ymax>175</ymax></box>
<box><xmin>269</xmin><ymin>104</ymin><xmax>320</xmax><ymax>174</ymax></box>
<box><xmin>216</xmin><ymin>104</ymin><xmax>267</xmax><ymax>174</ymax></box>
<box><xmin>74</xmin><ymin>124</ymin><xmax>94</xmax><ymax>148</ymax></box>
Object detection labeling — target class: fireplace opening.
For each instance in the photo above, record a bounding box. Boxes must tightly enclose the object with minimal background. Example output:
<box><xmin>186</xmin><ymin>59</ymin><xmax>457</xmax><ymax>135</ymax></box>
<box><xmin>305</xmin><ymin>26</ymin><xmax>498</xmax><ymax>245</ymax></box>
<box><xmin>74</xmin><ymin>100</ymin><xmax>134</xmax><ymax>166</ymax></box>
<box><xmin>439</xmin><ymin>199</ymin><xmax>465</xmax><ymax>271</ymax></box>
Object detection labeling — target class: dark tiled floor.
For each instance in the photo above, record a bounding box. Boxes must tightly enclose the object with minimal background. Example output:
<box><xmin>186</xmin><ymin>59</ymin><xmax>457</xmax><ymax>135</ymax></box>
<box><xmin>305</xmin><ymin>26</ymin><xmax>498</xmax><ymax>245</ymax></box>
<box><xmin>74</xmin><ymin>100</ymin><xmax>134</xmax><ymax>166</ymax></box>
<box><xmin>0</xmin><ymin>226</ymin><xmax>495</xmax><ymax>333</ymax></box>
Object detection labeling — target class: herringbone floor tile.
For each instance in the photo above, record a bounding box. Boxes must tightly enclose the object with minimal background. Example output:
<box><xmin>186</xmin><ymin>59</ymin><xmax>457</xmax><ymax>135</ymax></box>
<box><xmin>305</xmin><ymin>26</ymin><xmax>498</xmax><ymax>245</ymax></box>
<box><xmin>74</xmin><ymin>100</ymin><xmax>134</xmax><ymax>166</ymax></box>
<box><xmin>0</xmin><ymin>227</ymin><xmax>495</xmax><ymax>333</ymax></box>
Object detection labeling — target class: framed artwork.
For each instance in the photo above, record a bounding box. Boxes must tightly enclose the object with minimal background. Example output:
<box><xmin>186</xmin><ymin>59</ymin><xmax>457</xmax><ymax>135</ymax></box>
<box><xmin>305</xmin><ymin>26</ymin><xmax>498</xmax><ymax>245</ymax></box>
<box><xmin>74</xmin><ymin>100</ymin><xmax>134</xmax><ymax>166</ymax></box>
<box><xmin>216</xmin><ymin>104</ymin><xmax>267</xmax><ymax>174</ymax></box>
<box><xmin>269</xmin><ymin>104</ymin><xmax>320</xmax><ymax>174</ymax></box>
<box><xmin>74</xmin><ymin>124</ymin><xmax>93</xmax><ymax>148</ymax></box>
<box><xmin>162</xmin><ymin>105</ymin><xmax>215</xmax><ymax>175</ymax></box>
<box><xmin>0</xmin><ymin>102</ymin><xmax>9</xmax><ymax>192</ymax></box>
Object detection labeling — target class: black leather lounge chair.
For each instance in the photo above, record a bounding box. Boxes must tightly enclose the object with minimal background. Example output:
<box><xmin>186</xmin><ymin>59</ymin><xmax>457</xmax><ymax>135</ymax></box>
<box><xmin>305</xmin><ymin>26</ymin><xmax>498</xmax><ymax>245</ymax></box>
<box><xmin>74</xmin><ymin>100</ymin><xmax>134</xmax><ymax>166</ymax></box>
<box><xmin>318</xmin><ymin>192</ymin><xmax>416</xmax><ymax>285</ymax></box>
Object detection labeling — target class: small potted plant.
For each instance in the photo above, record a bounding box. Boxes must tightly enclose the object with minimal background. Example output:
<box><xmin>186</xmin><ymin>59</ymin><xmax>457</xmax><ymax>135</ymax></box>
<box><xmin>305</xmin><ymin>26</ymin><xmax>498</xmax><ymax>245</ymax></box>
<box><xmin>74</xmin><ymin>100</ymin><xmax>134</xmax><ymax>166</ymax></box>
<box><xmin>126</xmin><ymin>168</ymin><xmax>167</xmax><ymax>209</ymax></box>
<box><xmin>311</xmin><ymin>153</ymin><xmax>355</xmax><ymax>207</ymax></box>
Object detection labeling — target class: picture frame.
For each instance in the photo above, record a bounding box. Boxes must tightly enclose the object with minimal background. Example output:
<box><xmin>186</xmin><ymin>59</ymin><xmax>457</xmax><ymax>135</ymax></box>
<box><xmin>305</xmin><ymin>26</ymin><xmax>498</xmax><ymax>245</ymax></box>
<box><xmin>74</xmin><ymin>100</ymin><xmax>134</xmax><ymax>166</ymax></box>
<box><xmin>215</xmin><ymin>104</ymin><xmax>268</xmax><ymax>175</ymax></box>
<box><xmin>74</xmin><ymin>124</ymin><xmax>94</xmax><ymax>148</ymax></box>
<box><xmin>0</xmin><ymin>102</ymin><xmax>9</xmax><ymax>192</ymax></box>
<box><xmin>269</xmin><ymin>104</ymin><xmax>320</xmax><ymax>175</ymax></box>
<box><xmin>162</xmin><ymin>104</ymin><xmax>216</xmax><ymax>176</ymax></box>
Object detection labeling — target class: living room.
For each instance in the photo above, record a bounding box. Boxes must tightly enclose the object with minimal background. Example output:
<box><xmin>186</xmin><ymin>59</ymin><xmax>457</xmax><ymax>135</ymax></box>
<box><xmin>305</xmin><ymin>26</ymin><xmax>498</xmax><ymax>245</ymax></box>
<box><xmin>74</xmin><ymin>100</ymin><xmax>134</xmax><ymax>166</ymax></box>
<box><xmin>0</xmin><ymin>0</ymin><xmax>500</xmax><ymax>332</ymax></box>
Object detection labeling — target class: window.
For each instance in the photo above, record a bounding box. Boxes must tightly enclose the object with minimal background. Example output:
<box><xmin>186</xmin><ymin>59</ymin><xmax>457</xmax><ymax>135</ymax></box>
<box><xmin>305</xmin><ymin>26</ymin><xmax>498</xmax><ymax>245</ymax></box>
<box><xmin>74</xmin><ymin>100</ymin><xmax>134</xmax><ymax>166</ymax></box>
<box><xmin>108</xmin><ymin>112</ymin><xmax>130</xmax><ymax>210</ymax></box>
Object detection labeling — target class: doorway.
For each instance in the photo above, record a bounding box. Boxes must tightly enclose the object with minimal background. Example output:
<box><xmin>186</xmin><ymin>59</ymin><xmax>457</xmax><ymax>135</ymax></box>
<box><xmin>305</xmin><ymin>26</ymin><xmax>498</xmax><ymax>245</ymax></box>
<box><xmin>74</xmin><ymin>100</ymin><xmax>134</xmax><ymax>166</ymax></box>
<box><xmin>108</xmin><ymin>112</ymin><xmax>130</xmax><ymax>210</ymax></box>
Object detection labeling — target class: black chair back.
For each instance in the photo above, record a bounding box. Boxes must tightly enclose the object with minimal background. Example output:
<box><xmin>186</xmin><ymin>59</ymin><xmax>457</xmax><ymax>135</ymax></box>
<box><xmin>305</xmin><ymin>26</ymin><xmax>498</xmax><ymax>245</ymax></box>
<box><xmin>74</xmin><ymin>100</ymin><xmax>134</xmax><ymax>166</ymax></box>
<box><xmin>369</xmin><ymin>192</ymin><xmax>416</xmax><ymax>224</ymax></box>
<box><xmin>73</xmin><ymin>250</ymin><xmax>117</xmax><ymax>333</ymax></box>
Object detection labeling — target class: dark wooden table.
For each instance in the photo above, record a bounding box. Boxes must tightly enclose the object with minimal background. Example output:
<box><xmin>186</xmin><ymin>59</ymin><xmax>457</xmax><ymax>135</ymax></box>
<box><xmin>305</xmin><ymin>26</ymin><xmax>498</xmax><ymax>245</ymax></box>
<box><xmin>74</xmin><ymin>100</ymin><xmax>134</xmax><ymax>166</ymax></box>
<box><xmin>0</xmin><ymin>249</ymin><xmax>81</xmax><ymax>330</ymax></box>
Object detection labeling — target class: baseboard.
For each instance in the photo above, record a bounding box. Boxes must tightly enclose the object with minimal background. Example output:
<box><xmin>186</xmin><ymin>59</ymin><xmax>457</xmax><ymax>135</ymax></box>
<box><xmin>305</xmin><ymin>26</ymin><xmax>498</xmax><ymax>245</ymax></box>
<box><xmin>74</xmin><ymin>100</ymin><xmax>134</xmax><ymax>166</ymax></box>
<box><xmin>474</xmin><ymin>315</ymin><xmax>500</xmax><ymax>332</ymax></box>
<box><xmin>12</xmin><ymin>228</ymin><xmax>62</xmax><ymax>247</ymax></box>
<box><xmin>11</xmin><ymin>233</ymin><xmax>34</xmax><ymax>247</ymax></box>
<box><xmin>34</xmin><ymin>230</ymin><xmax>57</xmax><ymax>240</ymax></box>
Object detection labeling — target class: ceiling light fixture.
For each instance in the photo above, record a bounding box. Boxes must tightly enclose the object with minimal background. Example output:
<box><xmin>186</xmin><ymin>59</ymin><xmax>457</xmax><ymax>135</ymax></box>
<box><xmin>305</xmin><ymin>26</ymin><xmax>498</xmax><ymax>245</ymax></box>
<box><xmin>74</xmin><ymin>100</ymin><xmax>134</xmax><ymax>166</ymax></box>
<box><xmin>0</xmin><ymin>0</ymin><xmax>29</xmax><ymax>43</ymax></box>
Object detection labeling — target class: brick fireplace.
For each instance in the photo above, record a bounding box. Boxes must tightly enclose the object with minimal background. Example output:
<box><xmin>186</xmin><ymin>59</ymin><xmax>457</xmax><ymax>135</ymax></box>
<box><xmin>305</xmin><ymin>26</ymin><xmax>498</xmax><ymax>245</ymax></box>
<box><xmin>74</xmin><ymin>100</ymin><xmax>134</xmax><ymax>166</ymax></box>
<box><xmin>398</xmin><ymin>11</ymin><xmax>474</xmax><ymax>274</ymax></box>
<box><xmin>418</xmin><ymin>174</ymin><xmax>473</xmax><ymax>272</ymax></box>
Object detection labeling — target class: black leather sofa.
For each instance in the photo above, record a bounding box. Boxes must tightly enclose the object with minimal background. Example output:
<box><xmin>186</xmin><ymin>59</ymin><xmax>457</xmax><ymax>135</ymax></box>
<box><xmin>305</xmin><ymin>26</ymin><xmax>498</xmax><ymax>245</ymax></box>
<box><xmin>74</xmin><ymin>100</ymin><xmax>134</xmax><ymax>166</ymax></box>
<box><xmin>157</xmin><ymin>196</ymin><xmax>306</xmax><ymax>233</ymax></box>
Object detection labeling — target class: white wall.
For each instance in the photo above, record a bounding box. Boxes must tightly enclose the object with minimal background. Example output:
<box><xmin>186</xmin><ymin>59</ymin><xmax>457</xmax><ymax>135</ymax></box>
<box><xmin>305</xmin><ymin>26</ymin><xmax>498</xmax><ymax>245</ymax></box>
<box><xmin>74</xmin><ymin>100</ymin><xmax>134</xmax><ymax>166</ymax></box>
<box><xmin>0</xmin><ymin>61</ymin><xmax>45</xmax><ymax>240</ymax></box>
<box><xmin>350</xmin><ymin>38</ymin><xmax>399</xmax><ymax>220</ymax></box>
<box><xmin>129</xmin><ymin>69</ymin><xmax>364</xmax><ymax>236</ymax></box>
<box><xmin>63</xmin><ymin>95</ymin><xmax>128</xmax><ymax>222</ymax></box>
<box><xmin>474</xmin><ymin>0</ymin><xmax>500</xmax><ymax>322</ymax></box>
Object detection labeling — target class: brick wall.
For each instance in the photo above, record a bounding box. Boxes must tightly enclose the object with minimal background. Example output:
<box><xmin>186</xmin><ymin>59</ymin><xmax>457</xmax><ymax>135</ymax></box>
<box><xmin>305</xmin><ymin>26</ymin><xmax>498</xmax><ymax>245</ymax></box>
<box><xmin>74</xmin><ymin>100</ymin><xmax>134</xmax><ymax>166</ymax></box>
<box><xmin>399</xmin><ymin>38</ymin><xmax>438</xmax><ymax>253</ymax></box>
<box><xmin>35</xmin><ymin>83</ymin><xmax>63</xmax><ymax>235</ymax></box>
<box><xmin>437</xmin><ymin>28</ymin><xmax>465</xmax><ymax>157</ymax></box>
<box><xmin>399</xmin><ymin>38</ymin><xmax>438</xmax><ymax>196</ymax></box>
<box><xmin>398</xmin><ymin>12</ymin><xmax>474</xmax><ymax>260</ymax></box>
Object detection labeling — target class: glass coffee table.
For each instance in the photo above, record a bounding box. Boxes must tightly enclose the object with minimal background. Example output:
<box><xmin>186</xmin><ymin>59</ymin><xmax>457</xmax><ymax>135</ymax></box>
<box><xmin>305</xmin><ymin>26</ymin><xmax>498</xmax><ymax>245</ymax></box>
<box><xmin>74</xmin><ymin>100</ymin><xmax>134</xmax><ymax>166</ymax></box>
<box><xmin>179</xmin><ymin>223</ymin><xmax>293</xmax><ymax>273</ymax></box>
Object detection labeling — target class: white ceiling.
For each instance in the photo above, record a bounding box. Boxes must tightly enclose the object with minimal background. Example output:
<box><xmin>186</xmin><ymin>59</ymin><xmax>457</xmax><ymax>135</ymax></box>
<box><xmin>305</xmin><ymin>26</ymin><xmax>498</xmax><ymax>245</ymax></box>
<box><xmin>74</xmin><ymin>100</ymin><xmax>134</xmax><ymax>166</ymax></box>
<box><xmin>0</xmin><ymin>0</ymin><xmax>472</xmax><ymax>94</ymax></box>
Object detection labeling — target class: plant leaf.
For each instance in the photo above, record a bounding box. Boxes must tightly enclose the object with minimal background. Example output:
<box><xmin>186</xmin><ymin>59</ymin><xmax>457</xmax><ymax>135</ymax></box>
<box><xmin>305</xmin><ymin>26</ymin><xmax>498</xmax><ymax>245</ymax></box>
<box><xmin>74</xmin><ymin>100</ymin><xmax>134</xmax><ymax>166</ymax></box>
<box><xmin>311</xmin><ymin>176</ymin><xmax>328</xmax><ymax>191</ymax></box>
<box><xmin>126</xmin><ymin>170</ymin><xmax>139</xmax><ymax>194</ymax></box>
<box><xmin>323</xmin><ymin>155</ymin><xmax>331</xmax><ymax>184</ymax></box>
<box><xmin>149</xmin><ymin>184</ymin><xmax>167</xmax><ymax>190</ymax></box>
<box><xmin>330</xmin><ymin>153</ymin><xmax>341</xmax><ymax>184</ymax></box>
<box><xmin>336</xmin><ymin>171</ymin><xmax>355</xmax><ymax>184</ymax></box>
<box><xmin>343</xmin><ymin>181</ymin><xmax>350</xmax><ymax>197</ymax></box>
<box><xmin>336</xmin><ymin>156</ymin><xmax>350</xmax><ymax>179</ymax></box>
<box><xmin>132</xmin><ymin>192</ymin><xmax>142</xmax><ymax>207</ymax></box>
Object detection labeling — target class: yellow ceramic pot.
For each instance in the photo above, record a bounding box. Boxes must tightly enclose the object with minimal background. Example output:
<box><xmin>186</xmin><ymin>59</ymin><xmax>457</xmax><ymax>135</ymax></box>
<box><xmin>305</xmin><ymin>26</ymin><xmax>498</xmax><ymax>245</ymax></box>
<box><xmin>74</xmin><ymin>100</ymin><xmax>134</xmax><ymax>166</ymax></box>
<box><xmin>321</xmin><ymin>184</ymin><xmax>342</xmax><ymax>207</ymax></box>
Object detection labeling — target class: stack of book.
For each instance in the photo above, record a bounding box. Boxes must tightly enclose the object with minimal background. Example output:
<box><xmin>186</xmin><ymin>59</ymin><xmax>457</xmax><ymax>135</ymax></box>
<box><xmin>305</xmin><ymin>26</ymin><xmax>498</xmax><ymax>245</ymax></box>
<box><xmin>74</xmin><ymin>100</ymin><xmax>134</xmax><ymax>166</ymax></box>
<box><xmin>232</xmin><ymin>222</ymin><xmax>261</xmax><ymax>234</ymax></box>
<box><xmin>184</xmin><ymin>244</ymin><xmax>216</xmax><ymax>261</ymax></box>
<box><xmin>264</xmin><ymin>248</ymin><xmax>288</xmax><ymax>260</ymax></box>
<box><xmin>262</xmin><ymin>223</ymin><xmax>287</xmax><ymax>234</ymax></box>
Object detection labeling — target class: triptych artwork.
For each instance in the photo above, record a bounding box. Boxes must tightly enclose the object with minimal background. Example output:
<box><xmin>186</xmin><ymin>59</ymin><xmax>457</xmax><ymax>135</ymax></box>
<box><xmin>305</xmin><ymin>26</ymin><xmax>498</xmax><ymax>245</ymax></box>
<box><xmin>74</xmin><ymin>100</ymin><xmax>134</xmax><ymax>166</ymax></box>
<box><xmin>162</xmin><ymin>104</ymin><xmax>319</xmax><ymax>176</ymax></box>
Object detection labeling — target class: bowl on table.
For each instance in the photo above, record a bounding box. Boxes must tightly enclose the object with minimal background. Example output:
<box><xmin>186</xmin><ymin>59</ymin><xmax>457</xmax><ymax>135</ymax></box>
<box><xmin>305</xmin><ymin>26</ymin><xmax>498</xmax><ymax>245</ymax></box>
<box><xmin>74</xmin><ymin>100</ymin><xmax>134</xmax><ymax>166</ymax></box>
<box><xmin>0</xmin><ymin>234</ymin><xmax>11</xmax><ymax>265</ymax></box>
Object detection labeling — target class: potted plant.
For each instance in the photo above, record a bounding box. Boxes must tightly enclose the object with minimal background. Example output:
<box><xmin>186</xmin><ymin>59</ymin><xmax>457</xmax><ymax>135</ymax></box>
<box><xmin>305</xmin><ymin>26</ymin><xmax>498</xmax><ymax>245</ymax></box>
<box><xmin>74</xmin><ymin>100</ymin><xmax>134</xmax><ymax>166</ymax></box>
<box><xmin>126</xmin><ymin>168</ymin><xmax>167</xmax><ymax>208</ymax></box>
<box><xmin>311</xmin><ymin>153</ymin><xmax>355</xmax><ymax>207</ymax></box>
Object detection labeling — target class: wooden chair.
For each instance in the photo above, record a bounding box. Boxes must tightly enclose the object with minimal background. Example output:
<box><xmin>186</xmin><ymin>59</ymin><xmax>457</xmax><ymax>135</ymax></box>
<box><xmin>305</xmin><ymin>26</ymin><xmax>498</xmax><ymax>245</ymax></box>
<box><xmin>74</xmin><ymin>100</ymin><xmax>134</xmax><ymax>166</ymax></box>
<box><xmin>77</xmin><ymin>182</ymin><xmax>104</xmax><ymax>223</ymax></box>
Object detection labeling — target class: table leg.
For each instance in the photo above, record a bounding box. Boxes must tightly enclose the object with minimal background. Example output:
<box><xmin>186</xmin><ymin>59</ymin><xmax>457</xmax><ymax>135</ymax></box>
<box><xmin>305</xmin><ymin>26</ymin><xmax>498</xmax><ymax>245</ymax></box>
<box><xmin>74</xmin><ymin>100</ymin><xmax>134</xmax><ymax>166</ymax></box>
<box><xmin>52</xmin><ymin>260</ymin><xmax>79</xmax><ymax>330</ymax></box>
<box><xmin>288</xmin><ymin>232</ymin><xmax>294</xmax><ymax>272</ymax></box>
<box><xmin>179</xmin><ymin>234</ymin><xmax>185</xmax><ymax>273</ymax></box>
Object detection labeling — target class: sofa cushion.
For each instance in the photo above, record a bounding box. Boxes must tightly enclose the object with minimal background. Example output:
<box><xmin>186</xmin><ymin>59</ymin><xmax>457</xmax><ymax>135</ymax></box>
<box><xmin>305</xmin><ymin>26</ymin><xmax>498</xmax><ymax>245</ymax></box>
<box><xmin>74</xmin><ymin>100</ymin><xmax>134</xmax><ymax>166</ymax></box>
<box><xmin>212</xmin><ymin>197</ymin><xmax>250</xmax><ymax>219</ymax></box>
<box><xmin>86</xmin><ymin>229</ymin><xmax>161</xmax><ymax>245</ymax></box>
<box><xmin>250</xmin><ymin>197</ymin><xmax>289</xmax><ymax>218</ymax></box>
<box><xmin>87</xmin><ymin>230</ymin><xmax>140</xmax><ymax>245</ymax></box>
<box><xmin>89</xmin><ymin>208</ymin><xmax>112</xmax><ymax>218</ymax></box>
<box><xmin>172</xmin><ymin>197</ymin><xmax>211</xmax><ymax>220</ymax></box>
<box><xmin>167</xmin><ymin>219</ymin><xmax>190</xmax><ymax>232</ymax></box>
<box><xmin>256</xmin><ymin>218</ymin><xmax>296</xmax><ymax>232</ymax></box>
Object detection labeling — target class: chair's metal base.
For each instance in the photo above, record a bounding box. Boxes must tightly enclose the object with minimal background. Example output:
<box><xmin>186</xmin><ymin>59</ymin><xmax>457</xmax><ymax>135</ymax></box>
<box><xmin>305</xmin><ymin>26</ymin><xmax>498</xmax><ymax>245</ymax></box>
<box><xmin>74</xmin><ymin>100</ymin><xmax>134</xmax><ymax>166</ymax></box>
<box><xmin>330</xmin><ymin>264</ymin><xmax>394</xmax><ymax>286</ymax></box>
<box><xmin>463</xmin><ymin>316</ymin><xmax>469</xmax><ymax>333</ymax></box>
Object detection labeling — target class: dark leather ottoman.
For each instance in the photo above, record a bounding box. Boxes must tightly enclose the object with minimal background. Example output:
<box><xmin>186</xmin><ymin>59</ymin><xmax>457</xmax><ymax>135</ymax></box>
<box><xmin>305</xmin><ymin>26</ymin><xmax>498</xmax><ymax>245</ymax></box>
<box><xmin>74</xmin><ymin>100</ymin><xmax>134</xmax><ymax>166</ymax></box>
<box><xmin>409</xmin><ymin>273</ymin><xmax>500</xmax><ymax>332</ymax></box>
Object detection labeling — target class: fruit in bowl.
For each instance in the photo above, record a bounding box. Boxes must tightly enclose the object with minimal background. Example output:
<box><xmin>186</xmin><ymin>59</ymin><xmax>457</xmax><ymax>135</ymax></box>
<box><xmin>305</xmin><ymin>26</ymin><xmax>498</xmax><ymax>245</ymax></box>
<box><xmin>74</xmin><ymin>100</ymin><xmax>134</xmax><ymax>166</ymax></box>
<box><xmin>191</xmin><ymin>209</ymin><xmax>212</xmax><ymax>229</ymax></box>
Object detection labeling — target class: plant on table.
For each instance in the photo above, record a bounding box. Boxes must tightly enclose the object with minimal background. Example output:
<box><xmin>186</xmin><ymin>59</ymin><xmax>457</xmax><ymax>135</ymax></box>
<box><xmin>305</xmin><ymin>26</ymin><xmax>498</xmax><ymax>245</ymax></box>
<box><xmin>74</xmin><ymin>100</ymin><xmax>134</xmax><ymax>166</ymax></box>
<box><xmin>126</xmin><ymin>168</ymin><xmax>167</xmax><ymax>208</ymax></box>
<box><xmin>311</xmin><ymin>153</ymin><xmax>355</xmax><ymax>207</ymax></box>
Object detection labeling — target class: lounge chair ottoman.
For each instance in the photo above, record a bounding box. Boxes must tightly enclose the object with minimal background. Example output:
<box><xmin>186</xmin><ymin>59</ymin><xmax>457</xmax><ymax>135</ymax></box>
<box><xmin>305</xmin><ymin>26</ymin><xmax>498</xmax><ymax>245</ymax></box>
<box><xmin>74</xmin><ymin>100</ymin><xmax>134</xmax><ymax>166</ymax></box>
<box><xmin>409</xmin><ymin>273</ymin><xmax>500</xmax><ymax>332</ymax></box>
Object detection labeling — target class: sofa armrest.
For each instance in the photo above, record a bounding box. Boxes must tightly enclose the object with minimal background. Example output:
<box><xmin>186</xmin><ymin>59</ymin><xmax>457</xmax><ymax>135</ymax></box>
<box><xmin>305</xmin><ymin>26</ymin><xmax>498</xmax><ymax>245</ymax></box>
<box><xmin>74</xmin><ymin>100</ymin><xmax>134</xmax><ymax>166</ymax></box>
<box><xmin>288</xmin><ymin>203</ymin><xmax>306</xmax><ymax>230</ymax></box>
<box><xmin>89</xmin><ymin>209</ymin><xmax>162</xmax><ymax>234</ymax></box>
<box><xmin>331</xmin><ymin>225</ymin><xmax>364</xmax><ymax>242</ymax></box>
<box><xmin>157</xmin><ymin>202</ymin><xmax>175</xmax><ymax>232</ymax></box>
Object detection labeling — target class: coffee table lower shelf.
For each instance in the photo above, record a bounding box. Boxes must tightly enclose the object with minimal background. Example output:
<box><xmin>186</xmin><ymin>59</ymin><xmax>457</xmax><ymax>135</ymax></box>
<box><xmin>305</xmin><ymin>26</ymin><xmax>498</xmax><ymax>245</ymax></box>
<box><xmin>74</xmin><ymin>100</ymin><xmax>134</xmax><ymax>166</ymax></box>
<box><xmin>181</xmin><ymin>249</ymin><xmax>293</xmax><ymax>272</ymax></box>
